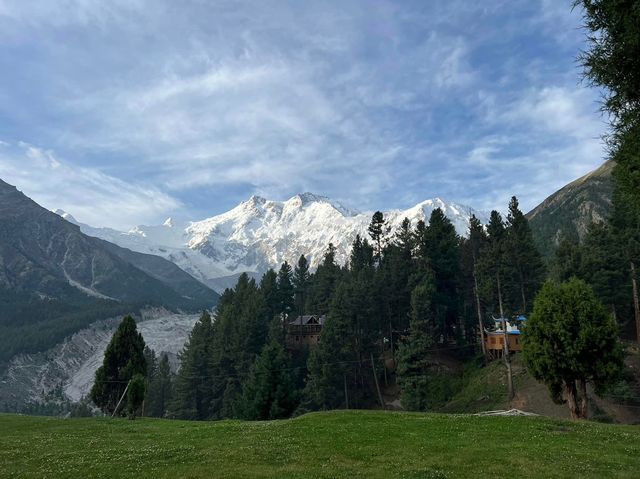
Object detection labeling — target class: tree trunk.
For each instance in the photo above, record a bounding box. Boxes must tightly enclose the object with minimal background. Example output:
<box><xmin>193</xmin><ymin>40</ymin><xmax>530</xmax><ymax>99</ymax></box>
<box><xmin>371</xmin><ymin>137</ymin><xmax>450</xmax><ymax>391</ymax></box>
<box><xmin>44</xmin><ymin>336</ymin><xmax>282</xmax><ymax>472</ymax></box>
<box><xmin>631</xmin><ymin>261</ymin><xmax>640</xmax><ymax>343</ymax></box>
<box><xmin>497</xmin><ymin>273</ymin><xmax>514</xmax><ymax>401</ymax></box>
<box><xmin>564</xmin><ymin>381</ymin><xmax>580</xmax><ymax>420</ymax></box>
<box><xmin>473</xmin><ymin>263</ymin><xmax>487</xmax><ymax>361</ymax></box>
<box><xmin>578</xmin><ymin>379</ymin><xmax>588</xmax><ymax>419</ymax></box>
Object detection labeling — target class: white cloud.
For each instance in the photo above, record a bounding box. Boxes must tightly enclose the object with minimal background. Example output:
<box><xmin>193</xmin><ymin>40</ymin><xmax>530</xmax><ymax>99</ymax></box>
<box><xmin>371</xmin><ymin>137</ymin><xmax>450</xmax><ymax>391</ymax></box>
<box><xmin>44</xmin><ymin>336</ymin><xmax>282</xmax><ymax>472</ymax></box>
<box><xmin>0</xmin><ymin>142</ymin><xmax>182</xmax><ymax>229</ymax></box>
<box><xmin>0</xmin><ymin>0</ymin><xmax>610</xmax><ymax>225</ymax></box>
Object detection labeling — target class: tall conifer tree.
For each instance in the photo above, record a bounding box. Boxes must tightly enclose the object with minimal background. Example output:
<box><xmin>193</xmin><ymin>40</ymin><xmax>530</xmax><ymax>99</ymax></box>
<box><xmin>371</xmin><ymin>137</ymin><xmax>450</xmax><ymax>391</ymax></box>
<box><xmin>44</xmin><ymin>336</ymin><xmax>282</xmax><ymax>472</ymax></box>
<box><xmin>91</xmin><ymin>315</ymin><xmax>147</xmax><ymax>416</ymax></box>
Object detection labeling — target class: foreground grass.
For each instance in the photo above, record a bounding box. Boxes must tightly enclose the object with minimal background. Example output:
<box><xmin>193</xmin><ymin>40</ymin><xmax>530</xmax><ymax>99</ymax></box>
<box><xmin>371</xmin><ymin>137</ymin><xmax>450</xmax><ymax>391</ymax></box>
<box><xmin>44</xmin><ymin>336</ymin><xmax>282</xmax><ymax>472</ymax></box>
<box><xmin>1</xmin><ymin>411</ymin><xmax>639</xmax><ymax>478</ymax></box>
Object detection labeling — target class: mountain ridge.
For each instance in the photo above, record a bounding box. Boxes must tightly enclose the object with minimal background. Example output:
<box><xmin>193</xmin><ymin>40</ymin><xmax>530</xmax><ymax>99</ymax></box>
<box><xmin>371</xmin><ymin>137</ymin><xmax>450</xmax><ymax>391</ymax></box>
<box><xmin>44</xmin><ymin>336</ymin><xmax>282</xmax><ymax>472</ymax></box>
<box><xmin>0</xmin><ymin>178</ymin><xmax>218</xmax><ymax>364</ymax></box>
<box><xmin>525</xmin><ymin>160</ymin><xmax>614</xmax><ymax>257</ymax></box>
<box><xmin>59</xmin><ymin>193</ymin><xmax>489</xmax><ymax>292</ymax></box>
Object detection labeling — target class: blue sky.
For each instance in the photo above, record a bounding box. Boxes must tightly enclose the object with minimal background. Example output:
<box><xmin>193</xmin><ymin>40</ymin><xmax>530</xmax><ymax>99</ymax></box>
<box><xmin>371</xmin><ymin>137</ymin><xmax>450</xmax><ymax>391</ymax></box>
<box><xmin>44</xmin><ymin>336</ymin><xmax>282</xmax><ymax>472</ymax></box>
<box><xmin>0</xmin><ymin>0</ymin><xmax>607</xmax><ymax>229</ymax></box>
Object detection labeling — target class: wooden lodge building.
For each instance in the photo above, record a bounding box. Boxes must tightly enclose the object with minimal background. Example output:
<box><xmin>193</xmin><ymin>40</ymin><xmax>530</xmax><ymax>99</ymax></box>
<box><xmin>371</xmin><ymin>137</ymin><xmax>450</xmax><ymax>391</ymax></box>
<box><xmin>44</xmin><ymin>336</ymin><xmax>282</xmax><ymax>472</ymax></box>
<box><xmin>484</xmin><ymin>316</ymin><xmax>525</xmax><ymax>358</ymax></box>
<box><xmin>286</xmin><ymin>314</ymin><xmax>326</xmax><ymax>350</ymax></box>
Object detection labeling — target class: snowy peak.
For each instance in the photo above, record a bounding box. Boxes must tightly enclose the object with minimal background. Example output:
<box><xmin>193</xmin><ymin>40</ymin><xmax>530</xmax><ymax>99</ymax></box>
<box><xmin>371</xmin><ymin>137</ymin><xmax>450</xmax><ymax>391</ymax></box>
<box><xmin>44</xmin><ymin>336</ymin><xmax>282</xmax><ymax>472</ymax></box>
<box><xmin>62</xmin><ymin>193</ymin><xmax>488</xmax><ymax>292</ymax></box>
<box><xmin>53</xmin><ymin>209</ymin><xmax>79</xmax><ymax>225</ymax></box>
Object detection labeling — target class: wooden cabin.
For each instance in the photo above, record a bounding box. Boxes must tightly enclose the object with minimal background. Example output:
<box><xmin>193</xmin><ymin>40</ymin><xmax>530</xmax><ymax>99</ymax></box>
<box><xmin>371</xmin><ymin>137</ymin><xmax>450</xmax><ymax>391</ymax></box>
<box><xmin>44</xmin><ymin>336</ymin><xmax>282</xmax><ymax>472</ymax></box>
<box><xmin>484</xmin><ymin>316</ymin><xmax>525</xmax><ymax>358</ymax></box>
<box><xmin>286</xmin><ymin>314</ymin><xmax>326</xmax><ymax>350</ymax></box>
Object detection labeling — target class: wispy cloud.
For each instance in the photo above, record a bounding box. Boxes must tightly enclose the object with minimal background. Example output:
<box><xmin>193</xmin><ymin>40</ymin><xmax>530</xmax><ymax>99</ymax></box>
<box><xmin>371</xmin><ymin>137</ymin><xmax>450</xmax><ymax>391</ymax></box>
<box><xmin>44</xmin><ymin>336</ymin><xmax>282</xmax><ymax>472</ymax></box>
<box><xmin>0</xmin><ymin>0</ymin><xmax>606</xmax><ymax>226</ymax></box>
<box><xmin>0</xmin><ymin>142</ymin><xmax>181</xmax><ymax>229</ymax></box>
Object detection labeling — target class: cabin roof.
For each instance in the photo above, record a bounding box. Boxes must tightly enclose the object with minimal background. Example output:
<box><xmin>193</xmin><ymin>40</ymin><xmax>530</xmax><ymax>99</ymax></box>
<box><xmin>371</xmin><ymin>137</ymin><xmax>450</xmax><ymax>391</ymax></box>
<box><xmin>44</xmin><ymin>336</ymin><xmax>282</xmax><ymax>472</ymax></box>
<box><xmin>289</xmin><ymin>315</ymin><xmax>327</xmax><ymax>326</ymax></box>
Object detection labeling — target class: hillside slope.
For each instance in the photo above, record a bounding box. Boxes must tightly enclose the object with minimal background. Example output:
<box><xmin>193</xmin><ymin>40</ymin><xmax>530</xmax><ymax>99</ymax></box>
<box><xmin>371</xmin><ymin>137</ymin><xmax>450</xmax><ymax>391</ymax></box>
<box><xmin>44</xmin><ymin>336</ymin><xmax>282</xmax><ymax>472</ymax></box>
<box><xmin>0</xmin><ymin>179</ymin><xmax>218</xmax><ymax>364</ymax></box>
<box><xmin>526</xmin><ymin>161</ymin><xmax>614</xmax><ymax>257</ymax></box>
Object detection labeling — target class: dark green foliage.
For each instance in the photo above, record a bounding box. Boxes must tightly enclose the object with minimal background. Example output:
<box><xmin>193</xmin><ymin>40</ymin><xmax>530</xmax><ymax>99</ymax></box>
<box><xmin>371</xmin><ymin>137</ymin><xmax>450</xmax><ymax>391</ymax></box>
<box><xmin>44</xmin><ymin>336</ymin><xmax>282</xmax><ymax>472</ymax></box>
<box><xmin>236</xmin><ymin>341</ymin><xmax>298</xmax><ymax>420</ymax></box>
<box><xmin>260</xmin><ymin>269</ymin><xmax>280</xmax><ymax>320</ymax></box>
<box><xmin>305</xmin><ymin>244</ymin><xmax>342</xmax><ymax>315</ymax></box>
<box><xmin>459</xmin><ymin>215</ymin><xmax>490</xmax><ymax>341</ymax></box>
<box><xmin>207</xmin><ymin>274</ymin><xmax>270</xmax><ymax>419</ymax></box>
<box><xmin>550</xmin><ymin>223</ymin><xmax>633</xmax><ymax>332</ymax></box>
<box><xmin>349</xmin><ymin>235</ymin><xmax>374</xmax><ymax>272</ymax></box>
<box><xmin>90</xmin><ymin>315</ymin><xmax>147</xmax><ymax>416</ymax></box>
<box><xmin>302</xmin><ymin>282</ymin><xmax>355</xmax><ymax>410</ymax></box>
<box><xmin>170</xmin><ymin>311</ymin><xmax>215</xmax><ymax>420</ymax></box>
<box><xmin>419</xmin><ymin>208</ymin><xmax>461</xmax><ymax>341</ymax></box>
<box><xmin>576</xmin><ymin>0</ymin><xmax>640</xmax><ymax>133</ymax></box>
<box><xmin>397</xmin><ymin>274</ymin><xmax>436</xmax><ymax>411</ymax></box>
<box><xmin>277</xmin><ymin>261</ymin><xmax>295</xmax><ymax>318</ymax></box>
<box><xmin>146</xmin><ymin>353</ymin><xmax>173</xmax><ymax>418</ymax></box>
<box><xmin>368</xmin><ymin>211</ymin><xmax>388</xmax><ymax>262</ymax></box>
<box><xmin>293</xmin><ymin>255</ymin><xmax>311</xmax><ymax>316</ymax></box>
<box><xmin>127</xmin><ymin>374</ymin><xmax>146</xmax><ymax>419</ymax></box>
<box><xmin>577</xmin><ymin>0</ymin><xmax>640</xmax><ymax>341</ymax></box>
<box><xmin>523</xmin><ymin>278</ymin><xmax>623</xmax><ymax>418</ymax></box>
<box><xmin>503</xmin><ymin>197</ymin><xmax>545</xmax><ymax>313</ymax></box>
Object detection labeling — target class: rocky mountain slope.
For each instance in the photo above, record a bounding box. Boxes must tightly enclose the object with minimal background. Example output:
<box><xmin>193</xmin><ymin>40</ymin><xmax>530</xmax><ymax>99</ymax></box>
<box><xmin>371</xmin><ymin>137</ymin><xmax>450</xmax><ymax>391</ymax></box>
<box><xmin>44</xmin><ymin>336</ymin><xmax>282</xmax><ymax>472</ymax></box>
<box><xmin>0</xmin><ymin>309</ymin><xmax>200</xmax><ymax>411</ymax></box>
<box><xmin>526</xmin><ymin>161</ymin><xmax>614</xmax><ymax>257</ymax></box>
<box><xmin>0</xmin><ymin>179</ymin><xmax>218</xmax><ymax>365</ymax></box>
<box><xmin>61</xmin><ymin>193</ymin><xmax>488</xmax><ymax>292</ymax></box>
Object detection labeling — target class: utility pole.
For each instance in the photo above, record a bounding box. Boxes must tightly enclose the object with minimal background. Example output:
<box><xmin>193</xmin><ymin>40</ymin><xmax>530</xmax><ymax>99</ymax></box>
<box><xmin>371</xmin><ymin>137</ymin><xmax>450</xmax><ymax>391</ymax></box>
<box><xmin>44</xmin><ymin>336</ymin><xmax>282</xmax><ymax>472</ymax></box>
<box><xmin>474</xmin><ymin>265</ymin><xmax>487</xmax><ymax>361</ymax></box>
<box><xmin>370</xmin><ymin>352</ymin><xmax>385</xmax><ymax>409</ymax></box>
<box><xmin>631</xmin><ymin>261</ymin><xmax>640</xmax><ymax>343</ymax></box>
<box><xmin>343</xmin><ymin>373</ymin><xmax>349</xmax><ymax>410</ymax></box>
<box><xmin>112</xmin><ymin>380</ymin><xmax>131</xmax><ymax>418</ymax></box>
<box><xmin>497</xmin><ymin>274</ymin><xmax>514</xmax><ymax>401</ymax></box>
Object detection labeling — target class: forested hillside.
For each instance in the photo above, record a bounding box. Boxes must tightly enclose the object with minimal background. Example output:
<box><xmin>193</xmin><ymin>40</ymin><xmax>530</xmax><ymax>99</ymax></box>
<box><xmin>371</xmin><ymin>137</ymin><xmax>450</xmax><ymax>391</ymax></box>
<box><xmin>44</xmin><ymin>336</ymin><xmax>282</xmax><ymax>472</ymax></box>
<box><xmin>527</xmin><ymin>161</ymin><xmax>614</xmax><ymax>257</ymax></box>
<box><xmin>160</xmin><ymin>197</ymin><xmax>545</xmax><ymax>420</ymax></box>
<box><xmin>0</xmin><ymin>179</ymin><xmax>218</xmax><ymax>366</ymax></box>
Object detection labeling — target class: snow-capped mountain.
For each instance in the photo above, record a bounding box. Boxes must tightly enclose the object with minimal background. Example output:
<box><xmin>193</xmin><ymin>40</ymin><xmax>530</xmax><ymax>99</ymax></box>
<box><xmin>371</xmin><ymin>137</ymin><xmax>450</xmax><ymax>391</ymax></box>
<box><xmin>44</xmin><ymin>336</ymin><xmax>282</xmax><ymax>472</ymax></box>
<box><xmin>56</xmin><ymin>194</ymin><xmax>488</xmax><ymax>292</ymax></box>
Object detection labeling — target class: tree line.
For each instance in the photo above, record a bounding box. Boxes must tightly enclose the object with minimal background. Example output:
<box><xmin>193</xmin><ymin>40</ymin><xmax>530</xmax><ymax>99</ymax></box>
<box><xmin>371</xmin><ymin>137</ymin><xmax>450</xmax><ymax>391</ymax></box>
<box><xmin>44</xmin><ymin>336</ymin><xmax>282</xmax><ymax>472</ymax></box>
<box><xmin>86</xmin><ymin>0</ymin><xmax>638</xmax><ymax>422</ymax></box>
<box><xmin>91</xmin><ymin>195</ymin><xmax>549</xmax><ymax>419</ymax></box>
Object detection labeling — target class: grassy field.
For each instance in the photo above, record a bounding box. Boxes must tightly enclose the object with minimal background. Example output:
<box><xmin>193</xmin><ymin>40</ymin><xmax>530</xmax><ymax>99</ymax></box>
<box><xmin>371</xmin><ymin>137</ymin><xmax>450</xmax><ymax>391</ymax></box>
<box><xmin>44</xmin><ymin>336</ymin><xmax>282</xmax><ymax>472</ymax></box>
<box><xmin>1</xmin><ymin>411</ymin><xmax>639</xmax><ymax>478</ymax></box>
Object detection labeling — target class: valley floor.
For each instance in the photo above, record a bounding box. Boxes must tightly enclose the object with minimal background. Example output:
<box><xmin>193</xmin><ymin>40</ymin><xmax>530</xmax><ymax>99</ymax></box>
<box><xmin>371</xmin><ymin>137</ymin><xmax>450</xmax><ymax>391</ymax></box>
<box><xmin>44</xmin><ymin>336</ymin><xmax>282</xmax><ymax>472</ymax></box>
<box><xmin>1</xmin><ymin>411</ymin><xmax>639</xmax><ymax>478</ymax></box>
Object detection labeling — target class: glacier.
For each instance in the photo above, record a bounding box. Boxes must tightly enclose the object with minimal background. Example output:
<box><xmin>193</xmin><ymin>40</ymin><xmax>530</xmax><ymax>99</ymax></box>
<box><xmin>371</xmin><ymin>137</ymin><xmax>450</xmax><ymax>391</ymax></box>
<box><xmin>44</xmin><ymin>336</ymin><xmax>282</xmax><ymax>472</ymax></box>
<box><xmin>0</xmin><ymin>310</ymin><xmax>200</xmax><ymax>408</ymax></box>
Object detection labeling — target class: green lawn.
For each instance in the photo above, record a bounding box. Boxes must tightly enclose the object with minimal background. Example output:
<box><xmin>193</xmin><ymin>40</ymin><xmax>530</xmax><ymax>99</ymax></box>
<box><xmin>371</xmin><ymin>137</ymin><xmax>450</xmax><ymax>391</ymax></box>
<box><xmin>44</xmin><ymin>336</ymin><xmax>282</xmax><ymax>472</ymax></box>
<box><xmin>1</xmin><ymin>411</ymin><xmax>639</xmax><ymax>478</ymax></box>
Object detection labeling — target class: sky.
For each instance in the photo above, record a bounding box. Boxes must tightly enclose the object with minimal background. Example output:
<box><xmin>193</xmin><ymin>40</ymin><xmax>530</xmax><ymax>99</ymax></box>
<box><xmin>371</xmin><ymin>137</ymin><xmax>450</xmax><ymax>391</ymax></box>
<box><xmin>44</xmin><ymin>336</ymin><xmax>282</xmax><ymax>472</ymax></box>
<box><xmin>0</xmin><ymin>0</ymin><xmax>608</xmax><ymax>230</ymax></box>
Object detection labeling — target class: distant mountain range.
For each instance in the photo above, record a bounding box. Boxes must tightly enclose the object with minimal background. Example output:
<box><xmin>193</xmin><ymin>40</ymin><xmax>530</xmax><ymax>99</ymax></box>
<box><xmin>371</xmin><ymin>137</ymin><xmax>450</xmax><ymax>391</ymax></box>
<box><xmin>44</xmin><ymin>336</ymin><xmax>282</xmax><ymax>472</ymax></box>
<box><xmin>0</xmin><ymin>179</ymin><xmax>218</xmax><ymax>365</ymax></box>
<box><xmin>526</xmin><ymin>161</ymin><xmax>614</xmax><ymax>257</ymax></box>
<box><xmin>57</xmin><ymin>193</ymin><xmax>489</xmax><ymax>292</ymax></box>
<box><xmin>0</xmin><ymin>160</ymin><xmax>614</xmax><ymax>368</ymax></box>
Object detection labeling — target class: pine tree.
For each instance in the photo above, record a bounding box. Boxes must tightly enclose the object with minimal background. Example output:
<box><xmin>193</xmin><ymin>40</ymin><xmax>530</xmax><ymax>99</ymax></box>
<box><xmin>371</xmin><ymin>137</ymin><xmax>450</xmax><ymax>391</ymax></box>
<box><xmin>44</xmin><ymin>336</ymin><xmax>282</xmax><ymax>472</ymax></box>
<box><xmin>170</xmin><ymin>311</ymin><xmax>215</xmax><ymax>420</ymax></box>
<box><xmin>306</xmin><ymin>243</ymin><xmax>341</xmax><ymax>315</ymax></box>
<box><xmin>422</xmin><ymin>208</ymin><xmax>460</xmax><ymax>342</ymax></box>
<box><xmin>207</xmin><ymin>274</ymin><xmax>270</xmax><ymax>419</ymax></box>
<box><xmin>293</xmin><ymin>255</ymin><xmax>310</xmax><ymax>317</ymax></box>
<box><xmin>236</xmin><ymin>341</ymin><xmax>298</xmax><ymax>420</ymax></box>
<box><xmin>462</xmin><ymin>215</ymin><xmax>489</xmax><ymax>356</ymax></box>
<box><xmin>368</xmin><ymin>211</ymin><xmax>388</xmax><ymax>263</ymax></box>
<box><xmin>479</xmin><ymin>210</ymin><xmax>515</xmax><ymax>399</ymax></box>
<box><xmin>349</xmin><ymin>234</ymin><xmax>374</xmax><ymax>273</ymax></box>
<box><xmin>90</xmin><ymin>315</ymin><xmax>147</xmax><ymax>416</ymax></box>
<box><xmin>576</xmin><ymin>0</ymin><xmax>640</xmax><ymax>341</ymax></box>
<box><xmin>380</xmin><ymin>220</ymin><xmax>414</xmax><ymax>334</ymax></box>
<box><xmin>479</xmin><ymin>210</ymin><xmax>507</xmax><ymax>317</ymax></box>
<box><xmin>523</xmin><ymin>278</ymin><xmax>623</xmax><ymax>419</ymax></box>
<box><xmin>503</xmin><ymin>196</ymin><xmax>545</xmax><ymax>313</ymax></box>
<box><xmin>302</xmin><ymin>281</ymin><xmax>355</xmax><ymax>410</ymax></box>
<box><xmin>277</xmin><ymin>261</ymin><xmax>295</xmax><ymax>318</ymax></box>
<box><xmin>260</xmin><ymin>269</ymin><xmax>280</xmax><ymax>321</ymax></box>
<box><xmin>397</xmin><ymin>274</ymin><xmax>436</xmax><ymax>411</ymax></box>
<box><xmin>146</xmin><ymin>353</ymin><xmax>172</xmax><ymax>418</ymax></box>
